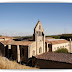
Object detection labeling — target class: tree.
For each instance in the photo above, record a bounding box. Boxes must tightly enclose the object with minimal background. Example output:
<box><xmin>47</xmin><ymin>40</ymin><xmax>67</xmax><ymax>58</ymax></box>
<box><xmin>54</xmin><ymin>48</ymin><xmax>68</xmax><ymax>53</ymax></box>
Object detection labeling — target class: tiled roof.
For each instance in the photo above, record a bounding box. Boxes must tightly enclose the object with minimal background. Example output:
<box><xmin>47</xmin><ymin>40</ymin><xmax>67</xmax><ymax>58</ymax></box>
<box><xmin>0</xmin><ymin>40</ymin><xmax>35</xmax><ymax>46</ymax></box>
<box><xmin>14</xmin><ymin>41</ymin><xmax>35</xmax><ymax>46</ymax></box>
<box><xmin>0</xmin><ymin>40</ymin><xmax>15</xmax><ymax>45</ymax></box>
<box><xmin>35</xmin><ymin>52</ymin><xmax>72</xmax><ymax>64</ymax></box>
<box><xmin>45</xmin><ymin>39</ymin><xmax>69</xmax><ymax>45</ymax></box>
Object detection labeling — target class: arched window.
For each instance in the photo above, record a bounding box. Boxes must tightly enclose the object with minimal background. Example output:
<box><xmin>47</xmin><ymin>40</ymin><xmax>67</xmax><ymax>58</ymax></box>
<box><xmin>39</xmin><ymin>47</ymin><xmax>42</xmax><ymax>53</ymax></box>
<box><xmin>39</xmin><ymin>25</ymin><xmax>41</xmax><ymax>30</ymax></box>
<box><xmin>37</xmin><ymin>31</ymin><xmax>42</xmax><ymax>36</ymax></box>
<box><xmin>32</xmin><ymin>50</ymin><xmax>35</xmax><ymax>56</ymax></box>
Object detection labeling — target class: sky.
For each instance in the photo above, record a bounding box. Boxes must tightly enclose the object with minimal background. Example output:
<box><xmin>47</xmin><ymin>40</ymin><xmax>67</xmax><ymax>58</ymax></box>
<box><xmin>0</xmin><ymin>3</ymin><xmax>72</xmax><ymax>36</ymax></box>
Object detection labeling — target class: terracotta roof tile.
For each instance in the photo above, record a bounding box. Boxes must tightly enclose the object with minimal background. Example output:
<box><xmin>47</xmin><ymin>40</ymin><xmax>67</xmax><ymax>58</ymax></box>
<box><xmin>35</xmin><ymin>52</ymin><xmax>72</xmax><ymax>64</ymax></box>
<box><xmin>14</xmin><ymin>41</ymin><xmax>35</xmax><ymax>46</ymax></box>
<box><xmin>1</xmin><ymin>40</ymin><xmax>15</xmax><ymax>45</ymax></box>
<box><xmin>0</xmin><ymin>40</ymin><xmax>35</xmax><ymax>46</ymax></box>
<box><xmin>45</xmin><ymin>39</ymin><xmax>69</xmax><ymax>45</ymax></box>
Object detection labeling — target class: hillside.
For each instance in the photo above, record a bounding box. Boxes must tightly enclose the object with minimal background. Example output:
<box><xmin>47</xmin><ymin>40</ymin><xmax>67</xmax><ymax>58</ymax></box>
<box><xmin>46</xmin><ymin>34</ymin><xmax>72</xmax><ymax>40</ymax></box>
<box><xmin>0</xmin><ymin>56</ymin><xmax>37</xmax><ymax>69</ymax></box>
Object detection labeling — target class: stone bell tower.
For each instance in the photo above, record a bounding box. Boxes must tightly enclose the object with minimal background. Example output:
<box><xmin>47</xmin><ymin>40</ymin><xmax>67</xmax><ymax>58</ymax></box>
<box><xmin>33</xmin><ymin>20</ymin><xmax>45</xmax><ymax>55</ymax></box>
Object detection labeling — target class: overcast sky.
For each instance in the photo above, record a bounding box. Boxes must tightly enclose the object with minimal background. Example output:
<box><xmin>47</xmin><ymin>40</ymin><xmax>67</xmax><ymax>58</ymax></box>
<box><xmin>0</xmin><ymin>3</ymin><xmax>72</xmax><ymax>36</ymax></box>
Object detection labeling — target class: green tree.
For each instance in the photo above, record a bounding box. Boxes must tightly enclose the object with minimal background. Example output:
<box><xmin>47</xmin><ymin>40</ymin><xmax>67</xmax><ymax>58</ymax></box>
<box><xmin>54</xmin><ymin>48</ymin><xmax>68</xmax><ymax>53</ymax></box>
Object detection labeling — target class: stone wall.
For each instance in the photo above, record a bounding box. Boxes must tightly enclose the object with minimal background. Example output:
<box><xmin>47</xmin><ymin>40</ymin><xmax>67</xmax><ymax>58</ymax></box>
<box><xmin>32</xmin><ymin>57</ymin><xmax>72</xmax><ymax>69</ymax></box>
<box><xmin>19</xmin><ymin>45</ymin><xmax>28</xmax><ymax>62</ymax></box>
<box><xmin>0</xmin><ymin>42</ymin><xmax>5</xmax><ymax>56</ymax></box>
<box><xmin>52</xmin><ymin>42</ymin><xmax>70</xmax><ymax>52</ymax></box>
<box><xmin>33</xmin><ymin>21</ymin><xmax>45</xmax><ymax>56</ymax></box>
<box><xmin>28</xmin><ymin>42</ymin><xmax>36</xmax><ymax>58</ymax></box>
<box><xmin>11</xmin><ymin>45</ymin><xmax>17</xmax><ymax>60</ymax></box>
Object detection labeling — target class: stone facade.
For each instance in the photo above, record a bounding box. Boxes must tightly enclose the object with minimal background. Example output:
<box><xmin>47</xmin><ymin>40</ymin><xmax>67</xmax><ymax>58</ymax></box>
<box><xmin>28</xmin><ymin>41</ymin><xmax>36</xmax><ymax>58</ymax></box>
<box><xmin>52</xmin><ymin>43</ymin><xmax>70</xmax><ymax>52</ymax></box>
<box><xmin>33</xmin><ymin>20</ymin><xmax>45</xmax><ymax>55</ymax></box>
<box><xmin>0</xmin><ymin>20</ymin><xmax>71</xmax><ymax>63</ymax></box>
<box><xmin>45</xmin><ymin>39</ymin><xmax>71</xmax><ymax>53</ymax></box>
<box><xmin>0</xmin><ymin>20</ymin><xmax>45</xmax><ymax>63</ymax></box>
<box><xmin>28</xmin><ymin>20</ymin><xmax>45</xmax><ymax>58</ymax></box>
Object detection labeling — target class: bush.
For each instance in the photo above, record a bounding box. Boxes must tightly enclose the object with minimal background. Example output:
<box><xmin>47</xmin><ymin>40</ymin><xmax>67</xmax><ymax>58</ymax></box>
<box><xmin>54</xmin><ymin>48</ymin><xmax>68</xmax><ymax>53</ymax></box>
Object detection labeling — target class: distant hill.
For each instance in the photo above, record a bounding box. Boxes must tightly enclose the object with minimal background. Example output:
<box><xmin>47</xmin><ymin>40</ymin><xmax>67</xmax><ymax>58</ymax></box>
<box><xmin>46</xmin><ymin>34</ymin><xmax>72</xmax><ymax>41</ymax></box>
<box><xmin>13</xmin><ymin>36</ymin><xmax>33</xmax><ymax>41</ymax></box>
<box><xmin>3</xmin><ymin>33</ymin><xmax>72</xmax><ymax>41</ymax></box>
